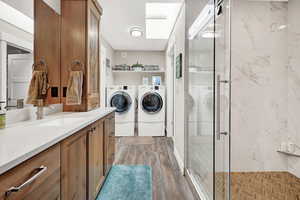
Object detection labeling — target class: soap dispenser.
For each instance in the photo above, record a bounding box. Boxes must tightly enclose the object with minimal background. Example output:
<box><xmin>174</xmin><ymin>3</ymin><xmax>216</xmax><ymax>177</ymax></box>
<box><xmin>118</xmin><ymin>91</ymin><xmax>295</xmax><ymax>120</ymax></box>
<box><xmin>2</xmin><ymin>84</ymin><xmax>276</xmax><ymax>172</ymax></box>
<box><xmin>0</xmin><ymin>101</ymin><xmax>6</xmax><ymax>129</ymax></box>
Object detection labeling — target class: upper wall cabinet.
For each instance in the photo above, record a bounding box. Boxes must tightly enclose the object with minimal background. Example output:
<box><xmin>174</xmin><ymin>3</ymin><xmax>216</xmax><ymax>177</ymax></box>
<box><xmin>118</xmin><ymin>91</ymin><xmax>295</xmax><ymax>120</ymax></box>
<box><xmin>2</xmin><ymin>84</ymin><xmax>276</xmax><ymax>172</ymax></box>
<box><xmin>61</xmin><ymin>0</ymin><xmax>102</xmax><ymax>112</ymax></box>
<box><xmin>34</xmin><ymin>0</ymin><xmax>61</xmax><ymax>104</ymax></box>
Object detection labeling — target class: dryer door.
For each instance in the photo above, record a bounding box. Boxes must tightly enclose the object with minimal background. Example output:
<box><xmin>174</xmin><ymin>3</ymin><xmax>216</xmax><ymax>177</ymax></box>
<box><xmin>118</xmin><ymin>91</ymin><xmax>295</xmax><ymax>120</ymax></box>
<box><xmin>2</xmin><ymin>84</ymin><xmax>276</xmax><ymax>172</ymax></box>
<box><xmin>110</xmin><ymin>92</ymin><xmax>132</xmax><ymax>113</ymax></box>
<box><xmin>141</xmin><ymin>92</ymin><xmax>163</xmax><ymax>114</ymax></box>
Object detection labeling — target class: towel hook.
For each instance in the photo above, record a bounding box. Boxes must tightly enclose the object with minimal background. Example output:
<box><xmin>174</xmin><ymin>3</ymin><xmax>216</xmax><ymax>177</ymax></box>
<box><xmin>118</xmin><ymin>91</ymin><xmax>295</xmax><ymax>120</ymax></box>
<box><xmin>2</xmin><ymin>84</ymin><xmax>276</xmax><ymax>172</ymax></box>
<box><xmin>69</xmin><ymin>60</ymin><xmax>84</xmax><ymax>74</ymax></box>
<box><xmin>32</xmin><ymin>58</ymin><xmax>47</xmax><ymax>73</ymax></box>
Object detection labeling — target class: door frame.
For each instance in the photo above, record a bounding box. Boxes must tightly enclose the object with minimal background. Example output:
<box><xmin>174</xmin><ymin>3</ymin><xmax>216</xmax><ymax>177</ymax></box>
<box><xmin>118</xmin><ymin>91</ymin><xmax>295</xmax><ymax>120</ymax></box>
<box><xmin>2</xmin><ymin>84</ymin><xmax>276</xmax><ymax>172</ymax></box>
<box><xmin>166</xmin><ymin>41</ymin><xmax>176</xmax><ymax>138</ymax></box>
<box><xmin>0</xmin><ymin>32</ymin><xmax>33</xmax><ymax>107</ymax></box>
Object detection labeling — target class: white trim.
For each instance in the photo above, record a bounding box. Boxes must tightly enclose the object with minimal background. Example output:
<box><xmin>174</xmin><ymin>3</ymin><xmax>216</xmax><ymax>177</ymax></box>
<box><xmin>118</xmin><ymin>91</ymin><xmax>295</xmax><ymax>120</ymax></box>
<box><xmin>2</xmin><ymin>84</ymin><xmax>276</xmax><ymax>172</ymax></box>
<box><xmin>0</xmin><ymin>41</ymin><xmax>7</xmax><ymax>103</ymax></box>
<box><xmin>174</xmin><ymin>145</ymin><xmax>184</xmax><ymax>175</ymax></box>
<box><xmin>0</xmin><ymin>32</ymin><xmax>33</xmax><ymax>106</ymax></box>
<box><xmin>166</xmin><ymin>42</ymin><xmax>176</xmax><ymax>137</ymax></box>
<box><xmin>0</xmin><ymin>1</ymin><xmax>34</xmax><ymax>34</ymax></box>
<box><xmin>0</xmin><ymin>32</ymin><xmax>33</xmax><ymax>52</ymax></box>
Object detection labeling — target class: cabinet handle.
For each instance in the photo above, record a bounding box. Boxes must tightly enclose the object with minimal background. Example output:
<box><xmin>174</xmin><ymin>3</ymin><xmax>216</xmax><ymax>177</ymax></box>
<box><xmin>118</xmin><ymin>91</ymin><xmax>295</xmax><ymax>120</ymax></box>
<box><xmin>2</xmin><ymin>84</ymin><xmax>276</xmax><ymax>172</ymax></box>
<box><xmin>5</xmin><ymin>165</ymin><xmax>47</xmax><ymax>197</ymax></box>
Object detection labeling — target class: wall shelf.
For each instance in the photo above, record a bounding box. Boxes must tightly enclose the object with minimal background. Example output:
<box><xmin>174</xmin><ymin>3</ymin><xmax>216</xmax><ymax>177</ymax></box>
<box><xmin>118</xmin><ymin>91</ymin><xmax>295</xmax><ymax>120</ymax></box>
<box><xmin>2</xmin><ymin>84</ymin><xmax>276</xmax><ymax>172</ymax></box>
<box><xmin>112</xmin><ymin>70</ymin><xmax>165</xmax><ymax>74</ymax></box>
<box><xmin>277</xmin><ymin>150</ymin><xmax>300</xmax><ymax>157</ymax></box>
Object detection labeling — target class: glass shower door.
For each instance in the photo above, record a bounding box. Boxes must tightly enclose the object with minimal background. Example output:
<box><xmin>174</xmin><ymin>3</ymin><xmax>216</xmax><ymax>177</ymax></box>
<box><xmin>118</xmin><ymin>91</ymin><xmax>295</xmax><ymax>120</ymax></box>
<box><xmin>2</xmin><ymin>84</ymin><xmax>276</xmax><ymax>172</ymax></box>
<box><xmin>187</xmin><ymin>0</ymin><xmax>231</xmax><ymax>199</ymax></box>
<box><xmin>214</xmin><ymin>0</ymin><xmax>231</xmax><ymax>199</ymax></box>
<box><xmin>187</xmin><ymin>0</ymin><xmax>215</xmax><ymax>199</ymax></box>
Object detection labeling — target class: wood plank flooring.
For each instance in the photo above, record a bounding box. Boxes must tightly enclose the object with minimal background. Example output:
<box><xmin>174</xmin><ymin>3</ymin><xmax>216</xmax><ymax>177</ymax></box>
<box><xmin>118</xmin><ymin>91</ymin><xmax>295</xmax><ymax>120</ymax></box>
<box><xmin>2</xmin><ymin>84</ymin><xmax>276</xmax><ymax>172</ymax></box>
<box><xmin>114</xmin><ymin>137</ymin><xmax>196</xmax><ymax>200</ymax></box>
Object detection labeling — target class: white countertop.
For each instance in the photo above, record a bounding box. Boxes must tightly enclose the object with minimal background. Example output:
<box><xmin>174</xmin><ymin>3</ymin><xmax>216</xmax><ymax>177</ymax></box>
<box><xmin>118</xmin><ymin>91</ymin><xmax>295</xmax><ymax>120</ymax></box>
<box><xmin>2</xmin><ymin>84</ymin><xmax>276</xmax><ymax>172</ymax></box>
<box><xmin>0</xmin><ymin>107</ymin><xmax>115</xmax><ymax>175</ymax></box>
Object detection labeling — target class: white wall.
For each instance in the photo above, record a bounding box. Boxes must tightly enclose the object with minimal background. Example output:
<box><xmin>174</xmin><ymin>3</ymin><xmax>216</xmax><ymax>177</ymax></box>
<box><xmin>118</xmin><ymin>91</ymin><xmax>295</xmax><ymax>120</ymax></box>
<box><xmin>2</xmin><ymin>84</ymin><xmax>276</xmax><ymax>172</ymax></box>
<box><xmin>166</xmin><ymin>4</ymin><xmax>186</xmax><ymax>172</ymax></box>
<box><xmin>100</xmin><ymin>37</ymin><xmax>115</xmax><ymax>107</ymax></box>
<box><xmin>102</xmin><ymin>37</ymin><xmax>115</xmax><ymax>85</ymax></box>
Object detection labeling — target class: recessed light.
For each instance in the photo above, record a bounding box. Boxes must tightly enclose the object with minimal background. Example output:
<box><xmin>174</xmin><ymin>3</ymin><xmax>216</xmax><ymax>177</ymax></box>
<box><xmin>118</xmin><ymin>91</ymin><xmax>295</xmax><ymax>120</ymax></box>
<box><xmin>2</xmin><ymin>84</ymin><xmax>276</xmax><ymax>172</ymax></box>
<box><xmin>130</xmin><ymin>27</ymin><xmax>143</xmax><ymax>37</ymax></box>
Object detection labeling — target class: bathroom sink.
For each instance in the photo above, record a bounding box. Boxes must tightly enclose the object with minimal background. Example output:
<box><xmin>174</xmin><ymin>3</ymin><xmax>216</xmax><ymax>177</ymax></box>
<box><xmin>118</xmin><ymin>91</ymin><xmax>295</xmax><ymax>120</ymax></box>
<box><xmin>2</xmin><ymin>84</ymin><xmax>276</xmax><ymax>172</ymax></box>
<box><xmin>36</xmin><ymin>117</ymin><xmax>85</xmax><ymax>127</ymax></box>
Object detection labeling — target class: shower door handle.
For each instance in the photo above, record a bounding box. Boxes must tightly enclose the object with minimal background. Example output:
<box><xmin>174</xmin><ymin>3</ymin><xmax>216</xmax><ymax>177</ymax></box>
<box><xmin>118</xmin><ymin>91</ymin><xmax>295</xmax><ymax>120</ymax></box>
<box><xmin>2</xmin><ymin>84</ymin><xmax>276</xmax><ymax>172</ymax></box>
<box><xmin>216</xmin><ymin>75</ymin><xmax>229</xmax><ymax>140</ymax></box>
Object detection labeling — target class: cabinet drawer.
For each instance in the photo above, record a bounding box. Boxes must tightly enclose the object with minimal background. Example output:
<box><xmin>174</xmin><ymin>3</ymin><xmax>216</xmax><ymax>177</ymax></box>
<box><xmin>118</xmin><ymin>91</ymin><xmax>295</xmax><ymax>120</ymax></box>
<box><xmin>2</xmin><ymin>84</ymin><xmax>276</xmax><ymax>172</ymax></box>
<box><xmin>0</xmin><ymin>144</ymin><xmax>61</xmax><ymax>200</ymax></box>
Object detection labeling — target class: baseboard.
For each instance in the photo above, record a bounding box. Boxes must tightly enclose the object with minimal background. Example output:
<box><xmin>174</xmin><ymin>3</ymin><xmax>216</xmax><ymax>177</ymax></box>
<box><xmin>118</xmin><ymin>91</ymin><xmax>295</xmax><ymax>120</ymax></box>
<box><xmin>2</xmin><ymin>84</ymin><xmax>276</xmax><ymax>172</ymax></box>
<box><xmin>173</xmin><ymin>146</ymin><xmax>184</xmax><ymax>175</ymax></box>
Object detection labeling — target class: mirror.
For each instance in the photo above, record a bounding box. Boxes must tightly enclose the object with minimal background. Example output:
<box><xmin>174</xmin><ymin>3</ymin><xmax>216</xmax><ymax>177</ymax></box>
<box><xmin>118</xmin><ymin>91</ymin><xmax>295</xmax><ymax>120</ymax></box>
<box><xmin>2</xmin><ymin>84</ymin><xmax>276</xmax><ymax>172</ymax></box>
<box><xmin>0</xmin><ymin>0</ymin><xmax>60</xmax><ymax>110</ymax></box>
<box><xmin>6</xmin><ymin>45</ymin><xmax>33</xmax><ymax>110</ymax></box>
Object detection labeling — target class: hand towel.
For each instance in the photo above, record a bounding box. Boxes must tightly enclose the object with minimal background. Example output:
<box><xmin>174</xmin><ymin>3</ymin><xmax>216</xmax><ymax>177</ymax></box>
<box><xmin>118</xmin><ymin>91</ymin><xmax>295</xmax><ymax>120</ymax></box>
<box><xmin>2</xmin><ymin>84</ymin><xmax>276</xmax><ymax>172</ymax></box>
<box><xmin>26</xmin><ymin>71</ymin><xmax>48</xmax><ymax>105</ymax></box>
<box><xmin>66</xmin><ymin>71</ymin><xmax>83</xmax><ymax>105</ymax></box>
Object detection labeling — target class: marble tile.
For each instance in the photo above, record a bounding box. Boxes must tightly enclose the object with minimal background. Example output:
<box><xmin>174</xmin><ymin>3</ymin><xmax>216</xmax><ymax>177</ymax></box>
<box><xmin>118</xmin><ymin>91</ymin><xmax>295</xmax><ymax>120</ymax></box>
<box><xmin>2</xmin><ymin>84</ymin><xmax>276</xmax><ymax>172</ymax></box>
<box><xmin>287</xmin><ymin>0</ymin><xmax>300</xmax><ymax>178</ymax></box>
<box><xmin>231</xmin><ymin>0</ymin><xmax>289</xmax><ymax>172</ymax></box>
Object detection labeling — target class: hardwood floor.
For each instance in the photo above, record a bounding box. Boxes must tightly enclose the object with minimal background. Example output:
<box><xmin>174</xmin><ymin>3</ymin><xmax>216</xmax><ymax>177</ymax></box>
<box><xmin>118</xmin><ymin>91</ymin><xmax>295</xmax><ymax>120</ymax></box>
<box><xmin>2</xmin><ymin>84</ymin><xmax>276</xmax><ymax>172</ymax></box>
<box><xmin>114</xmin><ymin>137</ymin><xmax>196</xmax><ymax>200</ymax></box>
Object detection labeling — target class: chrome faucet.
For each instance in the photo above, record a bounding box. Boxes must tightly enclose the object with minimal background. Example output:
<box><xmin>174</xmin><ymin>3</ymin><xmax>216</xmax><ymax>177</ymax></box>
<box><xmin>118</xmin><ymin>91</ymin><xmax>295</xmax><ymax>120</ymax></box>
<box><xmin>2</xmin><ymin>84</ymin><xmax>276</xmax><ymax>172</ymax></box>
<box><xmin>36</xmin><ymin>99</ymin><xmax>44</xmax><ymax>120</ymax></box>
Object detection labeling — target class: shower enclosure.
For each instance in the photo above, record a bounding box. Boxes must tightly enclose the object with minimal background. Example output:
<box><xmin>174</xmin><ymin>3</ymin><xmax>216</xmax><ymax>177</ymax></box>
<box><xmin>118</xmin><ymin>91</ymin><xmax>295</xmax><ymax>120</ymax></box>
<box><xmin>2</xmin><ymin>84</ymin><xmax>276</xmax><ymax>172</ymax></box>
<box><xmin>187</xmin><ymin>0</ymin><xmax>300</xmax><ymax>199</ymax></box>
<box><xmin>186</xmin><ymin>0</ymin><xmax>231</xmax><ymax>199</ymax></box>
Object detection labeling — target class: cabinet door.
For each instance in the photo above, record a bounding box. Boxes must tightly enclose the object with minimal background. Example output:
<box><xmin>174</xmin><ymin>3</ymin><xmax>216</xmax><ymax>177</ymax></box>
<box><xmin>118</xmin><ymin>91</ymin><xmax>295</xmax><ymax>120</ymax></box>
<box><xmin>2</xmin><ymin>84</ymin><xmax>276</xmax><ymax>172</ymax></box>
<box><xmin>87</xmin><ymin>0</ymin><xmax>101</xmax><ymax>111</ymax></box>
<box><xmin>104</xmin><ymin>114</ymin><xmax>115</xmax><ymax>175</ymax></box>
<box><xmin>88</xmin><ymin>121</ymin><xmax>104</xmax><ymax>200</ymax></box>
<box><xmin>61</xmin><ymin>128</ymin><xmax>87</xmax><ymax>200</ymax></box>
<box><xmin>0</xmin><ymin>144</ymin><xmax>60</xmax><ymax>200</ymax></box>
<box><xmin>34</xmin><ymin>0</ymin><xmax>61</xmax><ymax>104</ymax></box>
<box><xmin>61</xmin><ymin>0</ymin><xmax>87</xmax><ymax>112</ymax></box>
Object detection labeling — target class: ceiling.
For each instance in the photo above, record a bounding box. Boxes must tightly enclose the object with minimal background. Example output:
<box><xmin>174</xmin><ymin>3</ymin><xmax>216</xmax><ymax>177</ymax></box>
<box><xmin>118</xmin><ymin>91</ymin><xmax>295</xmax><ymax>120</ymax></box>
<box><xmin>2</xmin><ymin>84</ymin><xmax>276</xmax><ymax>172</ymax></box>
<box><xmin>0</xmin><ymin>0</ymin><xmax>33</xmax><ymax>19</ymax></box>
<box><xmin>98</xmin><ymin>0</ymin><xmax>182</xmax><ymax>51</ymax></box>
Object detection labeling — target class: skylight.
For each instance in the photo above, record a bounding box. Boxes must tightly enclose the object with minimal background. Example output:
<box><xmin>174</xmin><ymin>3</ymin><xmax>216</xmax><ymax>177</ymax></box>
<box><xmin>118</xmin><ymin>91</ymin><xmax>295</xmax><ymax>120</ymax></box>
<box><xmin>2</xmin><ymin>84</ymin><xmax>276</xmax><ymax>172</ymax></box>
<box><xmin>0</xmin><ymin>1</ymin><xmax>34</xmax><ymax>34</ymax></box>
<box><xmin>145</xmin><ymin>3</ymin><xmax>181</xmax><ymax>39</ymax></box>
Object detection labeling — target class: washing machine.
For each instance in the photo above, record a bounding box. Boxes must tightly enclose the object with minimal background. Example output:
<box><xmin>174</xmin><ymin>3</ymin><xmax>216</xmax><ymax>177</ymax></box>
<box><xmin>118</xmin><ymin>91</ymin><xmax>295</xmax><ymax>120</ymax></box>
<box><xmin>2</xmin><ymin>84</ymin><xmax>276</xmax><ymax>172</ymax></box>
<box><xmin>107</xmin><ymin>85</ymin><xmax>137</xmax><ymax>136</ymax></box>
<box><xmin>138</xmin><ymin>85</ymin><xmax>165</xmax><ymax>136</ymax></box>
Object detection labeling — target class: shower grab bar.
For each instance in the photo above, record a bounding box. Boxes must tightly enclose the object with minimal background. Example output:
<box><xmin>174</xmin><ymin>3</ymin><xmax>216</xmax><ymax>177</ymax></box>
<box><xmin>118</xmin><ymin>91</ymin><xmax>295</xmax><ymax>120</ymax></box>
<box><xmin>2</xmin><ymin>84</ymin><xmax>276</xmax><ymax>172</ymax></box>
<box><xmin>216</xmin><ymin>74</ymin><xmax>229</xmax><ymax>140</ymax></box>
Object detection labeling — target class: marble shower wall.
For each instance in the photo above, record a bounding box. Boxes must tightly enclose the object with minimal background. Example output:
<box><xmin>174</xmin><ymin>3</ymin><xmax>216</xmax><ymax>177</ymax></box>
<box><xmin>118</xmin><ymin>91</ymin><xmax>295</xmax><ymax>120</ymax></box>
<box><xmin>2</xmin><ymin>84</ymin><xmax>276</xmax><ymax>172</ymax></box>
<box><xmin>287</xmin><ymin>0</ymin><xmax>300</xmax><ymax>178</ymax></box>
<box><xmin>231</xmin><ymin>0</ymin><xmax>289</xmax><ymax>172</ymax></box>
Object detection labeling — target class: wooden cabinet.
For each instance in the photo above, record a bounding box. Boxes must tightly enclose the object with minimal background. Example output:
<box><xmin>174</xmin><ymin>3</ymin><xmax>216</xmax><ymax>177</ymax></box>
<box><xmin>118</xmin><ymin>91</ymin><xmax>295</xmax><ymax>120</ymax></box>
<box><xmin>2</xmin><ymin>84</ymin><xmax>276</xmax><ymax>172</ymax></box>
<box><xmin>34</xmin><ymin>0</ymin><xmax>61</xmax><ymax>105</ymax></box>
<box><xmin>60</xmin><ymin>114</ymin><xmax>114</xmax><ymax>200</ymax></box>
<box><xmin>61</xmin><ymin>127</ymin><xmax>88</xmax><ymax>200</ymax></box>
<box><xmin>87</xmin><ymin>120</ymin><xmax>105</xmax><ymax>200</ymax></box>
<box><xmin>0</xmin><ymin>112</ymin><xmax>115</xmax><ymax>200</ymax></box>
<box><xmin>34</xmin><ymin>0</ymin><xmax>102</xmax><ymax>109</ymax></box>
<box><xmin>87</xmin><ymin>0</ymin><xmax>101</xmax><ymax>111</ymax></box>
<box><xmin>104</xmin><ymin>113</ymin><xmax>115</xmax><ymax>175</ymax></box>
<box><xmin>61</xmin><ymin>0</ymin><xmax>102</xmax><ymax>112</ymax></box>
<box><xmin>0</xmin><ymin>144</ymin><xmax>60</xmax><ymax>200</ymax></box>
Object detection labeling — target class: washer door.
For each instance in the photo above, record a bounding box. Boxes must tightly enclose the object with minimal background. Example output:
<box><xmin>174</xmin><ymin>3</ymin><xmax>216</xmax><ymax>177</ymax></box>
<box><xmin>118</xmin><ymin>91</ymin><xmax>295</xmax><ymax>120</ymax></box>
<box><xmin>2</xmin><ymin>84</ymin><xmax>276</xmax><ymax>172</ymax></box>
<box><xmin>141</xmin><ymin>92</ymin><xmax>163</xmax><ymax>113</ymax></box>
<box><xmin>110</xmin><ymin>92</ymin><xmax>132</xmax><ymax>113</ymax></box>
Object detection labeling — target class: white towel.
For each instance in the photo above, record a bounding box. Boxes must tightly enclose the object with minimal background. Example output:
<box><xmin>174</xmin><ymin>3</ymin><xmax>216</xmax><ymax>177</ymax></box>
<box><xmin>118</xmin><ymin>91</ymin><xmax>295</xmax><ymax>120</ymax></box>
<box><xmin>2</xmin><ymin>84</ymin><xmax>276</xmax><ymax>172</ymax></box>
<box><xmin>66</xmin><ymin>71</ymin><xmax>83</xmax><ymax>105</ymax></box>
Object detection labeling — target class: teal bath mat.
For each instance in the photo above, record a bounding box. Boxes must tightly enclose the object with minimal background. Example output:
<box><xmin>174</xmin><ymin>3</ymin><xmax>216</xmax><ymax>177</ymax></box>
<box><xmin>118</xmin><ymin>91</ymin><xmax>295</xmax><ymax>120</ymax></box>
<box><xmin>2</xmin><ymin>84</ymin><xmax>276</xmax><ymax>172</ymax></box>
<box><xmin>97</xmin><ymin>165</ymin><xmax>152</xmax><ymax>200</ymax></box>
